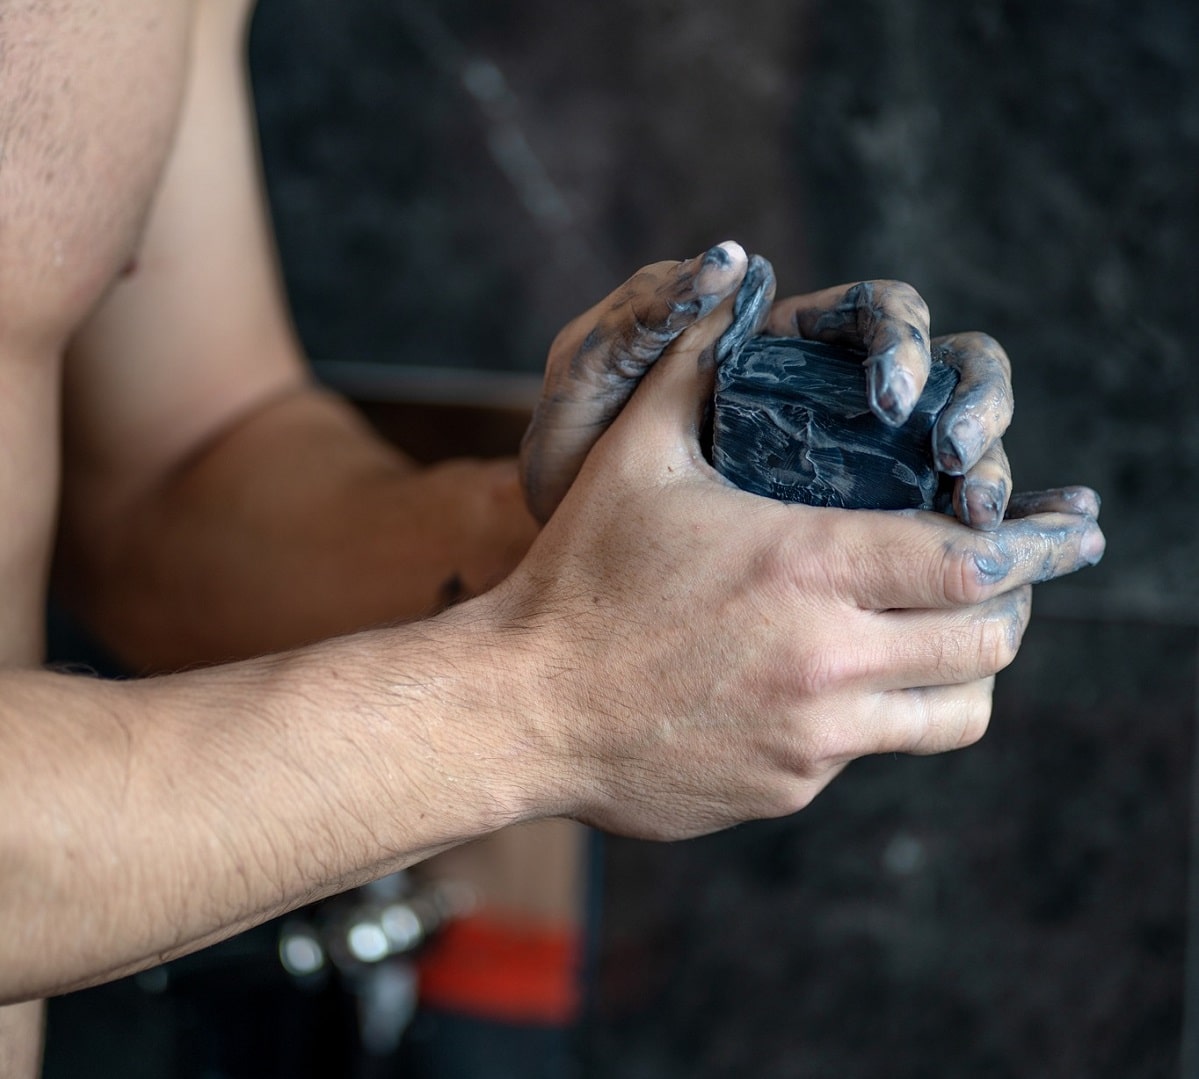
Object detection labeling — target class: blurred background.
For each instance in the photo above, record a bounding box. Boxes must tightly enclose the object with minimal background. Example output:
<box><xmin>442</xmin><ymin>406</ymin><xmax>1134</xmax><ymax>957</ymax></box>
<box><xmin>44</xmin><ymin>0</ymin><xmax>1199</xmax><ymax>1076</ymax></box>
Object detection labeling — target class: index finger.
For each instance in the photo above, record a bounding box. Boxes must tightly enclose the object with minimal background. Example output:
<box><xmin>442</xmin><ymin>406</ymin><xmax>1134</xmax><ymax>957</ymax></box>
<box><xmin>807</xmin><ymin>507</ymin><xmax>1106</xmax><ymax>611</ymax></box>
<box><xmin>766</xmin><ymin>280</ymin><xmax>932</xmax><ymax>427</ymax></box>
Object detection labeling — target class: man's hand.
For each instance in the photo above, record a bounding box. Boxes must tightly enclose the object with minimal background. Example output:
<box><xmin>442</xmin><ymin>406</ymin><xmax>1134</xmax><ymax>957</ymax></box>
<box><xmin>521</xmin><ymin>248</ymin><xmax>1021</xmax><ymax>531</ymax></box>
<box><xmin>763</xmin><ymin>281</ymin><xmax>1016</xmax><ymax>530</ymax></box>
<box><xmin>490</xmin><ymin>321</ymin><xmax>1104</xmax><ymax>840</ymax></box>
<box><xmin>520</xmin><ymin>241</ymin><xmax>751</xmax><ymax>523</ymax></box>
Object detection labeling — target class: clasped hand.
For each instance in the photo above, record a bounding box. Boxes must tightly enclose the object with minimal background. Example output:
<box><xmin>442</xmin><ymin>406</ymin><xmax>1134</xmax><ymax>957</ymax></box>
<box><xmin>498</xmin><ymin>243</ymin><xmax>1103</xmax><ymax>839</ymax></box>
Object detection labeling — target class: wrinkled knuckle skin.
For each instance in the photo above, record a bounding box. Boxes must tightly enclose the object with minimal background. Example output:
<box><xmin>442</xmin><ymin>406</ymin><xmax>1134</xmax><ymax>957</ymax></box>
<box><xmin>958</xmin><ymin>693</ymin><xmax>994</xmax><ymax>749</ymax></box>
<box><xmin>790</xmin><ymin>645</ymin><xmax>853</xmax><ymax>704</ymax></box>
<box><xmin>843</xmin><ymin>281</ymin><xmax>872</xmax><ymax>307</ymax></box>
<box><xmin>942</xmin><ymin>537</ymin><xmax>1010</xmax><ymax>606</ymax></box>
<box><xmin>954</xmin><ymin>329</ymin><xmax>999</xmax><ymax>352</ymax></box>
<box><xmin>875</xmin><ymin>279</ymin><xmax>929</xmax><ymax>323</ymax></box>
<box><xmin>784</xmin><ymin>715</ymin><xmax>846</xmax><ymax>782</ymax></box>
<box><xmin>839</xmin><ymin>281</ymin><xmax>876</xmax><ymax>331</ymax></box>
<box><xmin>755</xmin><ymin>533</ymin><xmax>804</xmax><ymax>592</ymax></box>
<box><xmin>975</xmin><ymin>614</ymin><xmax>1019</xmax><ymax>678</ymax></box>
<box><xmin>956</xmin><ymin>331</ymin><xmax>1013</xmax><ymax>380</ymax></box>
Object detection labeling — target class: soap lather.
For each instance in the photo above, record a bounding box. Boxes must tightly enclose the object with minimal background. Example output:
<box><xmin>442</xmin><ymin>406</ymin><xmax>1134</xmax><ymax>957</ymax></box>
<box><xmin>712</xmin><ymin>336</ymin><xmax>960</xmax><ymax>511</ymax></box>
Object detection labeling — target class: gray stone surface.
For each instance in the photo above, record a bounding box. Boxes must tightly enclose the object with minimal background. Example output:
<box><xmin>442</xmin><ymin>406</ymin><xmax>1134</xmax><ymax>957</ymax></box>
<box><xmin>713</xmin><ymin>337</ymin><xmax>958</xmax><ymax>510</ymax></box>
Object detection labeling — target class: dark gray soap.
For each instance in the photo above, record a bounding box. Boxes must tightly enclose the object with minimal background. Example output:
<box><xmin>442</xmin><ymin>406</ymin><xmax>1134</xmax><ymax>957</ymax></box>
<box><xmin>712</xmin><ymin>336</ymin><xmax>959</xmax><ymax>511</ymax></box>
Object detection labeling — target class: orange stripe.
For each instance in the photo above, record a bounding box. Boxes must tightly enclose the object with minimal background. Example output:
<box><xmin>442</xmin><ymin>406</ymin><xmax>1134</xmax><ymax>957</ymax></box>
<box><xmin>416</xmin><ymin>914</ymin><xmax>582</xmax><ymax>1025</ymax></box>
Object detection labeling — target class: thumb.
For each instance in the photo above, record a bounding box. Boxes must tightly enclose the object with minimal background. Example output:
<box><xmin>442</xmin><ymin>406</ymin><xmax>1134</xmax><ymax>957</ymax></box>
<box><xmin>611</xmin><ymin>253</ymin><xmax>778</xmax><ymax>468</ymax></box>
<box><xmin>603</xmin><ymin>314</ymin><xmax>731</xmax><ymax>476</ymax></box>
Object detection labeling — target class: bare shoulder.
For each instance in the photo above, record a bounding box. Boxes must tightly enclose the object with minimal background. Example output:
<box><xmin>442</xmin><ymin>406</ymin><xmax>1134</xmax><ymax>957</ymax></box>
<box><xmin>0</xmin><ymin>0</ymin><xmax>197</xmax><ymax>353</ymax></box>
<box><xmin>0</xmin><ymin>1</ymin><xmax>209</xmax><ymax>674</ymax></box>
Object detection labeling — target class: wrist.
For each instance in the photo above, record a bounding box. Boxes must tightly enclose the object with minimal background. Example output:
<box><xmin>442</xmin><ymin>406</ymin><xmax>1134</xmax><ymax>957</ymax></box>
<box><xmin>411</xmin><ymin>590</ymin><xmax>579</xmax><ymax>828</ymax></box>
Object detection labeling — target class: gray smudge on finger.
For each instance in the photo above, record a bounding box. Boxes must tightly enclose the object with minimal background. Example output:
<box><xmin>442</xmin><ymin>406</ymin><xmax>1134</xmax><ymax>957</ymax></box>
<box><xmin>951</xmin><ymin>515</ymin><xmax>1105</xmax><ymax>594</ymax></box>
<box><xmin>714</xmin><ymin>254</ymin><xmax>776</xmax><ymax>367</ymax></box>
<box><xmin>1006</xmin><ymin>486</ymin><xmax>1101</xmax><ymax>520</ymax></box>
<box><xmin>575</xmin><ymin>246</ymin><xmax>743</xmax><ymax>383</ymax></box>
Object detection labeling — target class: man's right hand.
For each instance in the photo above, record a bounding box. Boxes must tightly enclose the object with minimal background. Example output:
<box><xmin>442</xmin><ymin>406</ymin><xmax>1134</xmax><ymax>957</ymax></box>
<box><xmin>487</xmin><ymin>315</ymin><xmax>1104</xmax><ymax>840</ymax></box>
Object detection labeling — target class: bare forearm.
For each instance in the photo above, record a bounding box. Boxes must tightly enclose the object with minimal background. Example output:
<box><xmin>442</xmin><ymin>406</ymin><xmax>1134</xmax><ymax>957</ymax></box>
<box><xmin>15</xmin><ymin>309</ymin><xmax>1108</xmax><ymax>1006</ymax></box>
<box><xmin>0</xmin><ymin>605</ymin><xmax>546</xmax><ymax>1003</ymax></box>
<box><xmin>57</xmin><ymin>386</ymin><xmax>538</xmax><ymax>670</ymax></box>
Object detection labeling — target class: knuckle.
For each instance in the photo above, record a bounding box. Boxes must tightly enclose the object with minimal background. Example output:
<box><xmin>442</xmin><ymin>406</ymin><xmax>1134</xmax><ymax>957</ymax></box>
<box><xmin>911</xmin><ymin>680</ymin><xmax>995</xmax><ymax>755</ymax></box>
<box><xmin>955</xmin><ymin>329</ymin><xmax>1002</xmax><ymax>353</ymax></box>
<box><xmin>939</xmin><ymin>546</ymin><xmax>985</xmax><ymax>606</ymax></box>
<box><xmin>625</xmin><ymin>265</ymin><xmax>672</xmax><ymax>296</ymax></box>
<box><xmin>956</xmin><ymin>690</ymin><xmax>994</xmax><ymax>749</ymax></box>
<box><xmin>940</xmin><ymin>537</ymin><xmax>1010</xmax><ymax>606</ymax></box>
<box><xmin>547</xmin><ymin>267</ymin><xmax>684</xmax><ymax>381</ymax></box>
<box><xmin>841</xmin><ymin>281</ymin><xmax>877</xmax><ymax>333</ymax></box>
<box><xmin>877</xmin><ymin>280</ymin><xmax>929</xmax><ymax>322</ymax></box>
<box><xmin>547</xmin><ymin>313</ymin><xmax>591</xmax><ymax>368</ymax></box>
<box><xmin>785</xmin><ymin>711</ymin><xmax>849</xmax><ymax>779</ymax></box>
<box><xmin>974</xmin><ymin>613</ymin><xmax>1019</xmax><ymax>675</ymax></box>
<box><xmin>755</xmin><ymin>529</ymin><xmax>815</xmax><ymax>593</ymax></box>
<box><xmin>843</xmin><ymin>280</ymin><xmax>871</xmax><ymax>306</ymax></box>
<box><xmin>953</xmin><ymin>331</ymin><xmax>1012</xmax><ymax>378</ymax></box>
<box><xmin>796</xmin><ymin>645</ymin><xmax>855</xmax><ymax>699</ymax></box>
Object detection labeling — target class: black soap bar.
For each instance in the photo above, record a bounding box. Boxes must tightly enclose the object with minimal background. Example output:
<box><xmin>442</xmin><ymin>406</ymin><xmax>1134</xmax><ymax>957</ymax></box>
<box><xmin>712</xmin><ymin>336</ymin><xmax>959</xmax><ymax>511</ymax></box>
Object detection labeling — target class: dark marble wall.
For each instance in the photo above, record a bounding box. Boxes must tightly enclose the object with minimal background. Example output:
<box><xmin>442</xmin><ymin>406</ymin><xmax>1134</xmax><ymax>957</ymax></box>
<box><xmin>252</xmin><ymin>0</ymin><xmax>1198</xmax><ymax>617</ymax></box>
<box><xmin>250</xmin><ymin>0</ymin><xmax>811</xmax><ymax>371</ymax></box>
<box><xmin>246</xmin><ymin>2</ymin><xmax>1198</xmax><ymax>1076</ymax></box>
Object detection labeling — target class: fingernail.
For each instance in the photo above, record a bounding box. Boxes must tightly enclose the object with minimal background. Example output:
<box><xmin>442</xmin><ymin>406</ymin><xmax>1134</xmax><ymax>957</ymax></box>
<box><xmin>963</xmin><ymin>480</ymin><xmax>1004</xmax><ymax>531</ymax></box>
<box><xmin>868</xmin><ymin>350</ymin><xmax>915</xmax><ymax>426</ymax></box>
<box><xmin>702</xmin><ymin>243</ymin><xmax>733</xmax><ymax>269</ymax></box>
<box><xmin>693</xmin><ymin>242</ymin><xmax>742</xmax><ymax>296</ymax></box>
<box><xmin>1064</xmin><ymin>486</ymin><xmax>1102</xmax><ymax>518</ymax></box>
<box><xmin>936</xmin><ymin>417</ymin><xmax>984</xmax><ymax>475</ymax></box>
<box><xmin>1080</xmin><ymin>523</ymin><xmax>1106</xmax><ymax>566</ymax></box>
<box><xmin>957</xmin><ymin>489</ymin><xmax>972</xmax><ymax>528</ymax></box>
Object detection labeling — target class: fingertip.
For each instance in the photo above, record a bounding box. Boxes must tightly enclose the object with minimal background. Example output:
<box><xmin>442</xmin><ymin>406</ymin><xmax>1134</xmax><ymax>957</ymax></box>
<box><xmin>933</xmin><ymin>415</ymin><xmax>985</xmax><ymax>475</ymax></box>
<box><xmin>712</xmin><ymin>253</ymin><xmax>777</xmax><ymax>368</ymax></box>
<box><xmin>1065</xmin><ymin>485</ymin><xmax>1102</xmax><ymax>520</ymax></box>
<box><xmin>867</xmin><ymin>352</ymin><xmax>919</xmax><ymax>427</ymax></box>
<box><xmin>1081</xmin><ymin>520</ymin><xmax>1106</xmax><ymax>566</ymax></box>
<box><xmin>694</xmin><ymin>241</ymin><xmax>748</xmax><ymax>297</ymax></box>
<box><xmin>957</xmin><ymin>478</ymin><xmax>1007</xmax><ymax>532</ymax></box>
<box><xmin>706</xmin><ymin>240</ymin><xmax>747</xmax><ymax>268</ymax></box>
